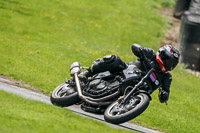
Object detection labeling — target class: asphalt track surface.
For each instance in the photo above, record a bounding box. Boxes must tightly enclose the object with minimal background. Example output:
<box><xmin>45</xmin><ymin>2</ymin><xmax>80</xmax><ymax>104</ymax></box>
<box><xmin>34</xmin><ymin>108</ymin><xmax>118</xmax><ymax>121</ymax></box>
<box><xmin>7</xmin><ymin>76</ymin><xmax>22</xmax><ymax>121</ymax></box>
<box><xmin>0</xmin><ymin>77</ymin><xmax>161</xmax><ymax>133</ymax></box>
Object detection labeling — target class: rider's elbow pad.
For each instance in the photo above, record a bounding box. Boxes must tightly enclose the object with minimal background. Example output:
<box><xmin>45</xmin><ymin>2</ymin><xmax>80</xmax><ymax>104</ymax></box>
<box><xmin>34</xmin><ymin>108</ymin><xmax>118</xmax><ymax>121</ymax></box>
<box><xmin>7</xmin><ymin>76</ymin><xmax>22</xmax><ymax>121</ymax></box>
<box><xmin>131</xmin><ymin>44</ymin><xmax>143</xmax><ymax>57</ymax></box>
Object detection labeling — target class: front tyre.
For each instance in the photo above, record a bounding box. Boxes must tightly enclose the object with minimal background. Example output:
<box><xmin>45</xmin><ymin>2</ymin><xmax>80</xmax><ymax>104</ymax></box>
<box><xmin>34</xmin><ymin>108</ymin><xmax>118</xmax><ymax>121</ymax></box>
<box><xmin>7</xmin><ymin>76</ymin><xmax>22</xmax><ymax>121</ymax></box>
<box><xmin>104</xmin><ymin>93</ymin><xmax>150</xmax><ymax>124</ymax></box>
<box><xmin>50</xmin><ymin>82</ymin><xmax>80</xmax><ymax>107</ymax></box>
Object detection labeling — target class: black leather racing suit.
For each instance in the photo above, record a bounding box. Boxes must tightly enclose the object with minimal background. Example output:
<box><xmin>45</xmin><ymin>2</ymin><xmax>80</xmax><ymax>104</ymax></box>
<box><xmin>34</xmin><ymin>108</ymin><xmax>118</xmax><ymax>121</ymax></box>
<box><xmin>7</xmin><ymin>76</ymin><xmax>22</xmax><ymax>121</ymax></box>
<box><xmin>130</xmin><ymin>44</ymin><xmax>172</xmax><ymax>103</ymax></box>
<box><xmin>81</xmin><ymin>44</ymin><xmax>172</xmax><ymax>103</ymax></box>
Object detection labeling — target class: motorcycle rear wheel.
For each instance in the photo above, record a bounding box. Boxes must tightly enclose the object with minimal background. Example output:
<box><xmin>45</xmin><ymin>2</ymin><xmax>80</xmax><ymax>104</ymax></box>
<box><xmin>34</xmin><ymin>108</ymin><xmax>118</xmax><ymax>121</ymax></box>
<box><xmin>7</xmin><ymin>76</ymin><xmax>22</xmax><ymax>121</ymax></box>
<box><xmin>104</xmin><ymin>93</ymin><xmax>150</xmax><ymax>124</ymax></box>
<box><xmin>50</xmin><ymin>82</ymin><xmax>80</xmax><ymax>107</ymax></box>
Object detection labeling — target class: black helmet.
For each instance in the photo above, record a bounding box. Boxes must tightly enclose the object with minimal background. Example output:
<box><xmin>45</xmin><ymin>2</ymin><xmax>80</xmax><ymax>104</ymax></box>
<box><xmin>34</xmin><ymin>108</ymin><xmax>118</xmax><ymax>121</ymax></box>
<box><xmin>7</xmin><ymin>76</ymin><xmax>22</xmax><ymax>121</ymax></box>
<box><xmin>156</xmin><ymin>45</ymin><xmax>180</xmax><ymax>73</ymax></box>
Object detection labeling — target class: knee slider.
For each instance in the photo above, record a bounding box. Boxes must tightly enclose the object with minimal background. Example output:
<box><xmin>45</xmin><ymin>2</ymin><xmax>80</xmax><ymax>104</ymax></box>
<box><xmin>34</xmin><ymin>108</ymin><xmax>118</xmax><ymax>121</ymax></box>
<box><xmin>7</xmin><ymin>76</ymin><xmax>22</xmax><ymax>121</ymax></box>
<box><xmin>104</xmin><ymin>55</ymin><xmax>127</xmax><ymax>73</ymax></box>
<box><xmin>89</xmin><ymin>58</ymin><xmax>103</xmax><ymax>73</ymax></box>
<box><xmin>103</xmin><ymin>55</ymin><xmax>116</xmax><ymax>63</ymax></box>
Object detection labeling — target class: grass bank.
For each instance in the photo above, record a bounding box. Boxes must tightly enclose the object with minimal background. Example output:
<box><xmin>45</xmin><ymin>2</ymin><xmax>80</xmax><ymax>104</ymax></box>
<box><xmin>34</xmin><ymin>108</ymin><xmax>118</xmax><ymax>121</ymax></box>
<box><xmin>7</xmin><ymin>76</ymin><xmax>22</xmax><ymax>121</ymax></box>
<box><xmin>133</xmin><ymin>66</ymin><xmax>200</xmax><ymax>133</ymax></box>
<box><xmin>0</xmin><ymin>0</ymin><xmax>199</xmax><ymax>133</ymax></box>
<box><xmin>0</xmin><ymin>0</ymin><xmax>169</xmax><ymax>93</ymax></box>
<box><xmin>0</xmin><ymin>90</ymin><xmax>133</xmax><ymax>133</ymax></box>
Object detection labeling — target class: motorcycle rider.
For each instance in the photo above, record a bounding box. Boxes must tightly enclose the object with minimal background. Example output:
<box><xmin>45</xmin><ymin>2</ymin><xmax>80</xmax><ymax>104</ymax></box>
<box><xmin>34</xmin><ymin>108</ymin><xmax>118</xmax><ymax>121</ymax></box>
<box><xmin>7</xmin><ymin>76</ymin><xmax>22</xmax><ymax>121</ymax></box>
<box><xmin>77</xmin><ymin>44</ymin><xmax>180</xmax><ymax>103</ymax></box>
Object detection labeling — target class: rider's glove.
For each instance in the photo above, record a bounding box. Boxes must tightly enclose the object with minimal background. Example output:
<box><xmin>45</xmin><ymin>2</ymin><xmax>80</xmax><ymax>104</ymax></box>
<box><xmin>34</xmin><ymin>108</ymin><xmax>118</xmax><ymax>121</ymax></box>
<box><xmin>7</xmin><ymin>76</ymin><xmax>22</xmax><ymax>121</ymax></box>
<box><xmin>158</xmin><ymin>90</ymin><xmax>169</xmax><ymax>103</ymax></box>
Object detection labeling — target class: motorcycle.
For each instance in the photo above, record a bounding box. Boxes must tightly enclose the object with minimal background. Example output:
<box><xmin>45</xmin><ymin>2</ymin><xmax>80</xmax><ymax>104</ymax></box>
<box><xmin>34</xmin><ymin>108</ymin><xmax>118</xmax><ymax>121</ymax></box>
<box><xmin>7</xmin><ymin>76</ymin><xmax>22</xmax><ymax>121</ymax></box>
<box><xmin>50</xmin><ymin>56</ymin><xmax>162</xmax><ymax>124</ymax></box>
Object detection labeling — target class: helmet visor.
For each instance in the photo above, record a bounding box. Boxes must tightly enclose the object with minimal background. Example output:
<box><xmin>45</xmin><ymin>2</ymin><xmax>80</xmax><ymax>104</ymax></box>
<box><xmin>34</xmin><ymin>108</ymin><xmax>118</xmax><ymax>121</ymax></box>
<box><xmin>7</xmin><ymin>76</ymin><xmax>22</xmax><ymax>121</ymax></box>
<box><xmin>164</xmin><ymin>58</ymin><xmax>178</xmax><ymax>71</ymax></box>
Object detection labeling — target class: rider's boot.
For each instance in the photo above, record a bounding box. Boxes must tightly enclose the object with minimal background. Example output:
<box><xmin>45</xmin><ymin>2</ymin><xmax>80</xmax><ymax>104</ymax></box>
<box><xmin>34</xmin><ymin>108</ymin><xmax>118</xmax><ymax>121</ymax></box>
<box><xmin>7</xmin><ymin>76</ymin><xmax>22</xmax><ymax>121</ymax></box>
<box><xmin>65</xmin><ymin>76</ymin><xmax>86</xmax><ymax>89</ymax></box>
<box><xmin>65</xmin><ymin>69</ymin><xmax>92</xmax><ymax>88</ymax></box>
<box><xmin>78</xmin><ymin>69</ymin><xmax>93</xmax><ymax>83</ymax></box>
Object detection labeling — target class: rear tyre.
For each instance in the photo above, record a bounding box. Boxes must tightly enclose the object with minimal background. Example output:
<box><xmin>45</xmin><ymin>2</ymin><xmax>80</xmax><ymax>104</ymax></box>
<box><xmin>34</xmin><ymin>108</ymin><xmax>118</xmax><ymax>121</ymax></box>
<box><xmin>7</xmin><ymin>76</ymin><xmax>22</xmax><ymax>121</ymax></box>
<box><xmin>50</xmin><ymin>82</ymin><xmax>80</xmax><ymax>107</ymax></box>
<box><xmin>104</xmin><ymin>93</ymin><xmax>150</xmax><ymax>124</ymax></box>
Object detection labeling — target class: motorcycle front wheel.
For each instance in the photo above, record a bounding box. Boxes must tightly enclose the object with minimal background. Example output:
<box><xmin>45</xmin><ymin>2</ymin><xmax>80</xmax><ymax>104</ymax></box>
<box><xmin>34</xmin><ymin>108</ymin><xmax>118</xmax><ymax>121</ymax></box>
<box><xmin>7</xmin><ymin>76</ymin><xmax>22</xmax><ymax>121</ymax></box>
<box><xmin>104</xmin><ymin>93</ymin><xmax>150</xmax><ymax>124</ymax></box>
<box><xmin>50</xmin><ymin>82</ymin><xmax>80</xmax><ymax>107</ymax></box>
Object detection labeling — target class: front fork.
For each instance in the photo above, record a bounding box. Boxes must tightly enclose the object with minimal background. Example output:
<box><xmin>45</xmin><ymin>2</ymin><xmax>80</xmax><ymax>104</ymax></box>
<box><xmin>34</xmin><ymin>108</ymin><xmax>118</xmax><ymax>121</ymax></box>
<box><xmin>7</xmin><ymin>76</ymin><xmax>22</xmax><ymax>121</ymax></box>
<box><xmin>119</xmin><ymin>68</ymin><xmax>155</xmax><ymax>105</ymax></box>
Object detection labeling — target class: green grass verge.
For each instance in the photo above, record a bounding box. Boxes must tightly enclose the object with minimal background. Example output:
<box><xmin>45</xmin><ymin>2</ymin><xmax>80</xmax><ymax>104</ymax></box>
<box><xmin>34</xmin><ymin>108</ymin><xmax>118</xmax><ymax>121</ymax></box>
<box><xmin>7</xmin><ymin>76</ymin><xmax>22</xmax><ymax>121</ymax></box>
<box><xmin>0</xmin><ymin>90</ymin><xmax>134</xmax><ymax>133</ymax></box>
<box><xmin>133</xmin><ymin>66</ymin><xmax>200</xmax><ymax>133</ymax></box>
<box><xmin>0</xmin><ymin>0</ymin><xmax>169</xmax><ymax>93</ymax></box>
<box><xmin>0</xmin><ymin>0</ymin><xmax>199</xmax><ymax>133</ymax></box>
